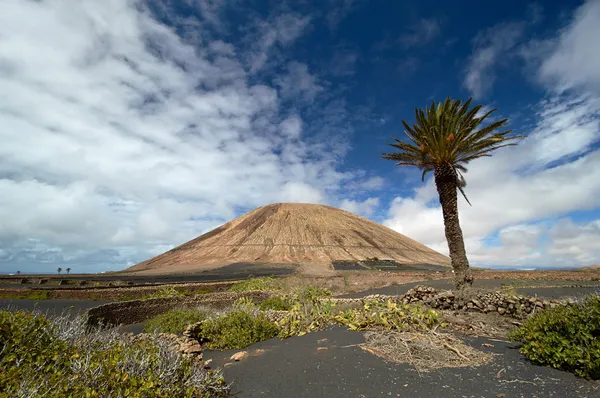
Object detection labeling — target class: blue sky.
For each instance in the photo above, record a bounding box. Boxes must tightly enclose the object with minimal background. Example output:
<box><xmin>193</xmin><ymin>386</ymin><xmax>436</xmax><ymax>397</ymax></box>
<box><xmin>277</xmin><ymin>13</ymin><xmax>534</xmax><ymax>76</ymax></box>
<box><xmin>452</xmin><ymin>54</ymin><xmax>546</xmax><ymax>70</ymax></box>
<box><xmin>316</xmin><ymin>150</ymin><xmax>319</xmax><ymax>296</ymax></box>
<box><xmin>0</xmin><ymin>0</ymin><xmax>599</xmax><ymax>274</ymax></box>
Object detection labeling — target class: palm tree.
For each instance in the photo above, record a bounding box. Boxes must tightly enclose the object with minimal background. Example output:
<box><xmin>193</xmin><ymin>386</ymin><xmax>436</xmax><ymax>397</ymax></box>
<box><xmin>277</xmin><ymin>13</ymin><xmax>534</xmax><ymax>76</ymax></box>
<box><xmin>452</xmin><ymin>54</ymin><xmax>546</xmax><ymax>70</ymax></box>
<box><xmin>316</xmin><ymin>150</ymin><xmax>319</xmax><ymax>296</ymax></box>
<box><xmin>57</xmin><ymin>267</ymin><xmax>62</xmax><ymax>275</ymax></box>
<box><xmin>382</xmin><ymin>98</ymin><xmax>523</xmax><ymax>289</ymax></box>
<box><xmin>16</xmin><ymin>270</ymin><xmax>21</xmax><ymax>275</ymax></box>
<box><xmin>66</xmin><ymin>268</ymin><xmax>71</xmax><ymax>275</ymax></box>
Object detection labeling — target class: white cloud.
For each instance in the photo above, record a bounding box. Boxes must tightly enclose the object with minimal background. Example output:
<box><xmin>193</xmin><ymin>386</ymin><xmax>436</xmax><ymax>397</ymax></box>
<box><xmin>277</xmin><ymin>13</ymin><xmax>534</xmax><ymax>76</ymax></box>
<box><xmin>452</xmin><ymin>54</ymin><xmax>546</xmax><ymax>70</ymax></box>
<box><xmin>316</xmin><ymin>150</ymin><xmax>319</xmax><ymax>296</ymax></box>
<box><xmin>399</xmin><ymin>18</ymin><xmax>441</xmax><ymax>48</ymax></box>
<box><xmin>275</xmin><ymin>61</ymin><xmax>323</xmax><ymax>102</ymax></box>
<box><xmin>326</xmin><ymin>0</ymin><xmax>360</xmax><ymax>31</ymax></box>
<box><xmin>340</xmin><ymin>197</ymin><xmax>380</xmax><ymax>217</ymax></box>
<box><xmin>463</xmin><ymin>22</ymin><xmax>525</xmax><ymax>98</ymax></box>
<box><xmin>0</xmin><ymin>0</ymin><xmax>365</xmax><ymax>272</ymax></box>
<box><xmin>358</xmin><ymin>176</ymin><xmax>385</xmax><ymax>190</ymax></box>
<box><xmin>548</xmin><ymin>218</ymin><xmax>600</xmax><ymax>265</ymax></box>
<box><xmin>538</xmin><ymin>0</ymin><xmax>600</xmax><ymax>94</ymax></box>
<box><xmin>247</xmin><ymin>12</ymin><xmax>312</xmax><ymax>73</ymax></box>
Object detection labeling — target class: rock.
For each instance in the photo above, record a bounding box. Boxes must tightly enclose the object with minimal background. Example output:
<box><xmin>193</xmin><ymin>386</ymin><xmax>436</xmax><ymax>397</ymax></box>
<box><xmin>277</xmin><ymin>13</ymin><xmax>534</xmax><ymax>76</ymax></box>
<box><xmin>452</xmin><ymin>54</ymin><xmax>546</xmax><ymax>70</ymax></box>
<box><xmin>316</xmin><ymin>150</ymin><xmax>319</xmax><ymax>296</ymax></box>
<box><xmin>436</xmin><ymin>291</ymin><xmax>455</xmax><ymax>299</ymax></box>
<box><xmin>180</xmin><ymin>340</ymin><xmax>202</xmax><ymax>354</ymax></box>
<box><xmin>497</xmin><ymin>307</ymin><xmax>506</xmax><ymax>315</ymax></box>
<box><xmin>203</xmin><ymin>359</ymin><xmax>213</xmax><ymax>369</ymax></box>
<box><xmin>535</xmin><ymin>301</ymin><xmax>544</xmax><ymax>308</ymax></box>
<box><xmin>230</xmin><ymin>351</ymin><xmax>249</xmax><ymax>361</ymax></box>
<box><xmin>471</xmin><ymin>299</ymin><xmax>483</xmax><ymax>309</ymax></box>
<box><xmin>486</xmin><ymin>305</ymin><xmax>497</xmax><ymax>313</ymax></box>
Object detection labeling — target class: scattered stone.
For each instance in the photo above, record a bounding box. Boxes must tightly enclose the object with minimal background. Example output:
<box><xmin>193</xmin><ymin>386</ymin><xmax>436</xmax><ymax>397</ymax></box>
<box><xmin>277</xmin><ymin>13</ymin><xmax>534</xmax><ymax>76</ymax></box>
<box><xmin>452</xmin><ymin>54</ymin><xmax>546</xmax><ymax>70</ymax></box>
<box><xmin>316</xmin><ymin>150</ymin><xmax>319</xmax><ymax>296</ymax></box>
<box><xmin>203</xmin><ymin>359</ymin><xmax>213</xmax><ymax>369</ymax></box>
<box><xmin>497</xmin><ymin>307</ymin><xmax>506</xmax><ymax>315</ymax></box>
<box><xmin>230</xmin><ymin>351</ymin><xmax>249</xmax><ymax>362</ymax></box>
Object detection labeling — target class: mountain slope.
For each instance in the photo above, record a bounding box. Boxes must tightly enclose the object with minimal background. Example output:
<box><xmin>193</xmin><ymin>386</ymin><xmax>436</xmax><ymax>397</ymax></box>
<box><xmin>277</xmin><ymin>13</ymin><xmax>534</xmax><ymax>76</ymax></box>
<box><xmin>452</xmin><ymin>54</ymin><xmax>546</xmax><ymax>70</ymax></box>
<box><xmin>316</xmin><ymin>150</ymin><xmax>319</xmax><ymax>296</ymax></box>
<box><xmin>126</xmin><ymin>203</ymin><xmax>450</xmax><ymax>274</ymax></box>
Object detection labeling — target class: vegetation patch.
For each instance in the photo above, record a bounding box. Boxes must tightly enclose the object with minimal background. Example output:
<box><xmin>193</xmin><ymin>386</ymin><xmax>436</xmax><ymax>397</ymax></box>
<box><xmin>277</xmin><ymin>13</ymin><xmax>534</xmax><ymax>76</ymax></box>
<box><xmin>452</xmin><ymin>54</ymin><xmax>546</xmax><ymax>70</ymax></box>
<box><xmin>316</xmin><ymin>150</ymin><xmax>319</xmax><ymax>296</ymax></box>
<box><xmin>229</xmin><ymin>276</ymin><xmax>282</xmax><ymax>292</ymax></box>
<box><xmin>0</xmin><ymin>310</ymin><xmax>228</xmax><ymax>397</ymax></box>
<box><xmin>509</xmin><ymin>296</ymin><xmax>600</xmax><ymax>379</ymax></box>
<box><xmin>278</xmin><ymin>298</ymin><xmax>441</xmax><ymax>338</ymax></box>
<box><xmin>144</xmin><ymin>308</ymin><xmax>210</xmax><ymax>334</ymax></box>
<box><xmin>194</xmin><ymin>310</ymin><xmax>280</xmax><ymax>349</ymax></box>
<box><xmin>0</xmin><ymin>290</ymin><xmax>55</xmax><ymax>300</ymax></box>
<box><xmin>259</xmin><ymin>296</ymin><xmax>293</xmax><ymax>311</ymax></box>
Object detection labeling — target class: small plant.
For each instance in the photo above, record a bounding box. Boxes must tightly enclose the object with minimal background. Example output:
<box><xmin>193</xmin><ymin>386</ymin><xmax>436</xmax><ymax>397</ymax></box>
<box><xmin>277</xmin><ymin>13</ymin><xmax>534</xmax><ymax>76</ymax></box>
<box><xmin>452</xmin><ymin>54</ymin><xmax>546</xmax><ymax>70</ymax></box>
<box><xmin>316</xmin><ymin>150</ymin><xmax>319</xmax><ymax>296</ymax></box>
<box><xmin>509</xmin><ymin>296</ymin><xmax>600</xmax><ymax>379</ymax></box>
<box><xmin>144</xmin><ymin>308</ymin><xmax>209</xmax><ymax>334</ymax></box>
<box><xmin>259</xmin><ymin>296</ymin><xmax>293</xmax><ymax>311</ymax></box>
<box><xmin>194</xmin><ymin>310</ymin><xmax>280</xmax><ymax>349</ymax></box>
<box><xmin>229</xmin><ymin>276</ymin><xmax>281</xmax><ymax>292</ymax></box>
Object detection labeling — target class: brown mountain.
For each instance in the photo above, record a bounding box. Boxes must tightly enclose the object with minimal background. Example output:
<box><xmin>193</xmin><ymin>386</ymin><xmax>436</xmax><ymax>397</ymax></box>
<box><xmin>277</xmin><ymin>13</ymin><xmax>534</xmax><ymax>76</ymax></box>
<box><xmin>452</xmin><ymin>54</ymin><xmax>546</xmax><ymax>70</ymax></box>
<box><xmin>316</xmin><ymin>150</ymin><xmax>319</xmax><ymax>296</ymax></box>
<box><xmin>126</xmin><ymin>203</ymin><xmax>450</xmax><ymax>274</ymax></box>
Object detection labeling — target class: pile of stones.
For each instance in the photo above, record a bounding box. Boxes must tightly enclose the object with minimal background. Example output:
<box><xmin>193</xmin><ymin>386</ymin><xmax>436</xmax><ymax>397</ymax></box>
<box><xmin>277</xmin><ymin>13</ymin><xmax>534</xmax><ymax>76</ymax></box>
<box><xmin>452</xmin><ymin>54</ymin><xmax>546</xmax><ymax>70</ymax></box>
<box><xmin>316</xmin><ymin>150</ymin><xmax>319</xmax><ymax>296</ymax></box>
<box><xmin>401</xmin><ymin>285</ymin><xmax>570</xmax><ymax>319</ymax></box>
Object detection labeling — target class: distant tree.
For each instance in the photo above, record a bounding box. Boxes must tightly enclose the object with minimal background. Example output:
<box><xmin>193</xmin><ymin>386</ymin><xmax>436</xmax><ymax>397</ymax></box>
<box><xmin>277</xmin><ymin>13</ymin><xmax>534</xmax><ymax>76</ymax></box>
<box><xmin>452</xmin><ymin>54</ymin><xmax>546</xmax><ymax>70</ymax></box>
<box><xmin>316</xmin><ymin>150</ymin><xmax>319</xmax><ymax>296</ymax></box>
<box><xmin>57</xmin><ymin>267</ymin><xmax>62</xmax><ymax>275</ymax></box>
<box><xmin>66</xmin><ymin>268</ymin><xmax>71</xmax><ymax>275</ymax></box>
<box><xmin>16</xmin><ymin>270</ymin><xmax>21</xmax><ymax>275</ymax></box>
<box><xmin>382</xmin><ymin>98</ymin><xmax>523</xmax><ymax>289</ymax></box>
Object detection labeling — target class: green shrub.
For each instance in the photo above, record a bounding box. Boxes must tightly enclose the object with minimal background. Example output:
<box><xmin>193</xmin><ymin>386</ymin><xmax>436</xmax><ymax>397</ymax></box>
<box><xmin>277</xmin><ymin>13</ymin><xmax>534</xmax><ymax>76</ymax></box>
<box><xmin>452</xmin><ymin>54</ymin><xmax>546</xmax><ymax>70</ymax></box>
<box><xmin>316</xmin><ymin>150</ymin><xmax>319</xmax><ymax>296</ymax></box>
<box><xmin>144</xmin><ymin>308</ymin><xmax>209</xmax><ymax>334</ymax></box>
<box><xmin>278</xmin><ymin>299</ymin><xmax>336</xmax><ymax>338</ymax></box>
<box><xmin>194</xmin><ymin>310</ymin><xmax>280</xmax><ymax>349</ymax></box>
<box><xmin>259</xmin><ymin>296</ymin><xmax>293</xmax><ymax>311</ymax></box>
<box><xmin>0</xmin><ymin>310</ymin><xmax>228</xmax><ymax>397</ymax></box>
<box><xmin>297</xmin><ymin>285</ymin><xmax>332</xmax><ymax>302</ymax></box>
<box><xmin>334</xmin><ymin>299</ymin><xmax>440</xmax><ymax>331</ymax></box>
<box><xmin>229</xmin><ymin>277</ymin><xmax>281</xmax><ymax>292</ymax></box>
<box><xmin>509</xmin><ymin>296</ymin><xmax>600</xmax><ymax>379</ymax></box>
<box><xmin>278</xmin><ymin>298</ymin><xmax>440</xmax><ymax>338</ymax></box>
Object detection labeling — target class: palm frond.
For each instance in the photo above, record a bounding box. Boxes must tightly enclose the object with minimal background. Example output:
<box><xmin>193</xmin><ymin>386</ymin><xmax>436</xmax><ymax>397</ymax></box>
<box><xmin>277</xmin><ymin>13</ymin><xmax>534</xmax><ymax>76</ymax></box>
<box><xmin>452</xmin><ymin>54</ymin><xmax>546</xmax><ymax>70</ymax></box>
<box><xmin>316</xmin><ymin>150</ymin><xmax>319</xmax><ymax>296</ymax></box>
<box><xmin>382</xmin><ymin>97</ymin><xmax>524</xmax><ymax>204</ymax></box>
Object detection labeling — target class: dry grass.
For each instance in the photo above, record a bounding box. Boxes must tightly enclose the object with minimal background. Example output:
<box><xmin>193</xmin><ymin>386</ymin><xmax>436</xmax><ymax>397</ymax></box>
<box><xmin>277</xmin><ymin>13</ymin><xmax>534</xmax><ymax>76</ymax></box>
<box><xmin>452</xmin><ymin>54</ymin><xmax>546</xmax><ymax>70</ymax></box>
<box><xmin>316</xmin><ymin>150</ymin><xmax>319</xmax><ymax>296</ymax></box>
<box><xmin>362</xmin><ymin>331</ymin><xmax>493</xmax><ymax>373</ymax></box>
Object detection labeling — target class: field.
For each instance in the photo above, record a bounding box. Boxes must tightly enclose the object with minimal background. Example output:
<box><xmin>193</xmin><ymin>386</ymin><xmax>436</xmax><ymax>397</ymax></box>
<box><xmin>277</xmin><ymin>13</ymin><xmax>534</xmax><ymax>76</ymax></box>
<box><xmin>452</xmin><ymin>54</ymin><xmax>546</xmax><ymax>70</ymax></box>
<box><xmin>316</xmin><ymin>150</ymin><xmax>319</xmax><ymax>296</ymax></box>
<box><xmin>2</xmin><ymin>266</ymin><xmax>600</xmax><ymax>397</ymax></box>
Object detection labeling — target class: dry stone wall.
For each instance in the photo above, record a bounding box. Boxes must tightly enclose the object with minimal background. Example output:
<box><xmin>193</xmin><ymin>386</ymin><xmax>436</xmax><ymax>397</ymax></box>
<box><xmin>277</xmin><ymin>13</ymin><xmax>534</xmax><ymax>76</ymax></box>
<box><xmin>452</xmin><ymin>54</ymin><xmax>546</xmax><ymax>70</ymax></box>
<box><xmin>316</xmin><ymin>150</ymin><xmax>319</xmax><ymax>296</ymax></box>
<box><xmin>329</xmin><ymin>286</ymin><xmax>573</xmax><ymax>319</ymax></box>
<box><xmin>86</xmin><ymin>290</ymin><xmax>273</xmax><ymax>327</ymax></box>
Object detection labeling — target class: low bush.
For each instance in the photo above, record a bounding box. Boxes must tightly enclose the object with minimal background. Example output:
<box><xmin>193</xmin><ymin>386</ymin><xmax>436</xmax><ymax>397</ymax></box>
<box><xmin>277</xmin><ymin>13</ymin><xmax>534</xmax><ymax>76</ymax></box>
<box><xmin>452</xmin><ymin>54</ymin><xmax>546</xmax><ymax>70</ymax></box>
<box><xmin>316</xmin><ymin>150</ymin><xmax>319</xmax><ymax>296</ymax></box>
<box><xmin>229</xmin><ymin>277</ymin><xmax>281</xmax><ymax>292</ymax></box>
<box><xmin>334</xmin><ymin>299</ymin><xmax>440</xmax><ymax>331</ymax></box>
<box><xmin>509</xmin><ymin>296</ymin><xmax>600</xmax><ymax>379</ymax></box>
<box><xmin>278</xmin><ymin>299</ymin><xmax>440</xmax><ymax>338</ymax></box>
<box><xmin>145</xmin><ymin>308</ymin><xmax>210</xmax><ymax>334</ymax></box>
<box><xmin>297</xmin><ymin>286</ymin><xmax>332</xmax><ymax>302</ymax></box>
<box><xmin>0</xmin><ymin>310</ymin><xmax>228</xmax><ymax>397</ymax></box>
<box><xmin>194</xmin><ymin>310</ymin><xmax>280</xmax><ymax>349</ymax></box>
<box><xmin>259</xmin><ymin>296</ymin><xmax>293</xmax><ymax>311</ymax></box>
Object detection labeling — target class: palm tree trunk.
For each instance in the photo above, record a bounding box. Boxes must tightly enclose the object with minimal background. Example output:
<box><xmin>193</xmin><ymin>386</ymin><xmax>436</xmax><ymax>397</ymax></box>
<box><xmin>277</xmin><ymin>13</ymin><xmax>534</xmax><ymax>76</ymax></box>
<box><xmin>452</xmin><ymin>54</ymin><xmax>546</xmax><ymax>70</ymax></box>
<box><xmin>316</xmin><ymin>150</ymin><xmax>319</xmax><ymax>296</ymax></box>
<box><xmin>434</xmin><ymin>165</ymin><xmax>473</xmax><ymax>289</ymax></box>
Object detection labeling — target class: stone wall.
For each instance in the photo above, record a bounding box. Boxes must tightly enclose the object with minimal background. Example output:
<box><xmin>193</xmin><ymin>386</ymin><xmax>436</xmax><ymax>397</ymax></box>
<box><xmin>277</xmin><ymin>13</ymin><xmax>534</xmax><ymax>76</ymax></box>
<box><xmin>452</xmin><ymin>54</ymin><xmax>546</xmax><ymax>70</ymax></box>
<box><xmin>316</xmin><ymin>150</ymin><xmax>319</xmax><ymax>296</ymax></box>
<box><xmin>329</xmin><ymin>286</ymin><xmax>572</xmax><ymax>319</ymax></box>
<box><xmin>400</xmin><ymin>286</ymin><xmax>570</xmax><ymax>318</ymax></box>
<box><xmin>86</xmin><ymin>290</ymin><xmax>274</xmax><ymax>327</ymax></box>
